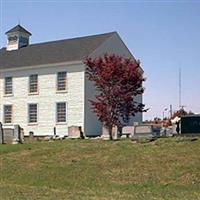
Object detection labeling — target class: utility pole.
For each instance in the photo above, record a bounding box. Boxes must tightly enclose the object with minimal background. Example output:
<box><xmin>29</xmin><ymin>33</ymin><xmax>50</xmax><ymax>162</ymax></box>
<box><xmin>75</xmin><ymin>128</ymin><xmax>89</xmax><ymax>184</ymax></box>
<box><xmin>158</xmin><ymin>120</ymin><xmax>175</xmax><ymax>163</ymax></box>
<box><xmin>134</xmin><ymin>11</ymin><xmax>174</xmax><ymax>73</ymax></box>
<box><xmin>179</xmin><ymin>68</ymin><xmax>181</xmax><ymax>108</ymax></box>
<box><xmin>163</xmin><ymin>108</ymin><xmax>168</xmax><ymax>120</ymax></box>
<box><xmin>178</xmin><ymin>69</ymin><xmax>187</xmax><ymax>111</ymax></box>
<box><xmin>170</xmin><ymin>104</ymin><xmax>173</xmax><ymax>118</ymax></box>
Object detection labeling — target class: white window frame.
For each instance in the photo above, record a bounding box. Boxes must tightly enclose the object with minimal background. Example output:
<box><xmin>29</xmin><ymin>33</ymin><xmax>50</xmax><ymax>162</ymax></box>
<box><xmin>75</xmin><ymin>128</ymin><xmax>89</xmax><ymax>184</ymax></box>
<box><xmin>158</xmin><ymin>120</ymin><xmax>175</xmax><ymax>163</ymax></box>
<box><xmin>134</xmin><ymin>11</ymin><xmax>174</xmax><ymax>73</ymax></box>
<box><xmin>56</xmin><ymin>102</ymin><xmax>67</xmax><ymax>123</ymax></box>
<box><xmin>4</xmin><ymin>76</ymin><xmax>13</xmax><ymax>95</ymax></box>
<box><xmin>56</xmin><ymin>71</ymin><xmax>67</xmax><ymax>92</ymax></box>
<box><xmin>3</xmin><ymin>104</ymin><xmax>13</xmax><ymax>124</ymax></box>
<box><xmin>28</xmin><ymin>103</ymin><xmax>38</xmax><ymax>124</ymax></box>
<box><xmin>29</xmin><ymin>74</ymin><xmax>38</xmax><ymax>94</ymax></box>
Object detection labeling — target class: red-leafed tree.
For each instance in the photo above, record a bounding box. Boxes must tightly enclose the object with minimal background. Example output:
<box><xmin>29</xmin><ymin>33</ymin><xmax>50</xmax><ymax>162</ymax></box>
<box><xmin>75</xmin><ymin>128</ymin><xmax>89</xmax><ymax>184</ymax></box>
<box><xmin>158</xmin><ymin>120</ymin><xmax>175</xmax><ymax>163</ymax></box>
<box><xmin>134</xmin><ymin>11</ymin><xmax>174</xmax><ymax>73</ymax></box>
<box><xmin>171</xmin><ymin>108</ymin><xmax>194</xmax><ymax>119</ymax></box>
<box><xmin>84</xmin><ymin>54</ymin><xmax>147</xmax><ymax>140</ymax></box>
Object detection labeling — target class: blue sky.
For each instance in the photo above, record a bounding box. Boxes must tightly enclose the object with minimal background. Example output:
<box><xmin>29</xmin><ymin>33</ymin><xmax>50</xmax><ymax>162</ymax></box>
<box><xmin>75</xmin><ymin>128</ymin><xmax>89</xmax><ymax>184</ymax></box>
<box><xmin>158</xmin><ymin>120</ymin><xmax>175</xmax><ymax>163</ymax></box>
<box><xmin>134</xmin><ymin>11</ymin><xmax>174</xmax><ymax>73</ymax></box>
<box><xmin>0</xmin><ymin>0</ymin><xmax>200</xmax><ymax>120</ymax></box>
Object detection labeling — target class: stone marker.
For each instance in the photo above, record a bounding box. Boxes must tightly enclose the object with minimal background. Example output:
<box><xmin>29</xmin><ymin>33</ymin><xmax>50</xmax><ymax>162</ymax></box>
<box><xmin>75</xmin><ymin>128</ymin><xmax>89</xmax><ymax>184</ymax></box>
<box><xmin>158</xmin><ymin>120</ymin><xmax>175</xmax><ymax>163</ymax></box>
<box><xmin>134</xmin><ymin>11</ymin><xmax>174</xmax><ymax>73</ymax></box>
<box><xmin>13</xmin><ymin>125</ymin><xmax>20</xmax><ymax>144</ymax></box>
<box><xmin>122</xmin><ymin>126</ymin><xmax>134</xmax><ymax>137</ymax></box>
<box><xmin>19</xmin><ymin>128</ymin><xmax>24</xmax><ymax>143</ymax></box>
<box><xmin>101</xmin><ymin>126</ymin><xmax>110</xmax><ymax>140</ymax></box>
<box><xmin>3</xmin><ymin>128</ymin><xmax>14</xmax><ymax>144</ymax></box>
<box><xmin>68</xmin><ymin>126</ymin><xmax>81</xmax><ymax>138</ymax></box>
<box><xmin>133</xmin><ymin>125</ymin><xmax>153</xmax><ymax>139</ymax></box>
<box><xmin>101</xmin><ymin>125</ymin><xmax>118</xmax><ymax>140</ymax></box>
<box><xmin>112</xmin><ymin>126</ymin><xmax>118</xmax><ymax>140</ymax></box>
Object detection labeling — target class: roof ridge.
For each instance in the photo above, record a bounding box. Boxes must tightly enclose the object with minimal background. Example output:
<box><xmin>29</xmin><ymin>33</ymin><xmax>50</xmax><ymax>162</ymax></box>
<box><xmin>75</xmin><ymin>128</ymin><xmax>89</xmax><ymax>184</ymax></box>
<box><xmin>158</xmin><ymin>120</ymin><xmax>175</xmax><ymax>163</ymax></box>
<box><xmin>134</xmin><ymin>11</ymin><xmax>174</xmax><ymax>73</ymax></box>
<box><xmin>5</xmin><ymin>24</ymin><xmax>32</xmax><ymax>35</ymax></box>
<box><xmin>28</xmin><ymin>31</ymin><xmax>116</xmax><ymax>48</ymax></box>
<box><xmin>0</xmin><ymin>31</ymin><xmax>117</xmax><ymax>70</ymax></box>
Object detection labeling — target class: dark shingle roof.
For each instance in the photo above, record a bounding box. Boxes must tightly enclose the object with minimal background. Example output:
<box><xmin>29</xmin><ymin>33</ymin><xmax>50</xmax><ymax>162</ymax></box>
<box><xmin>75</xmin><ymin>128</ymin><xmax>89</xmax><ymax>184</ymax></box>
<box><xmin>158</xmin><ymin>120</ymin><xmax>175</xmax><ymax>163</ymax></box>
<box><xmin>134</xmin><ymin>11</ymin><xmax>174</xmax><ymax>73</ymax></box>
<box><xmin>0</xmin><ymin>32</ymin><xmax>115</xmax><ymax>70</ymax></box>
<box><xmin>5</xmin><ymin>24</ymin><xmax>32</xmax><ymax>35</ymax></box>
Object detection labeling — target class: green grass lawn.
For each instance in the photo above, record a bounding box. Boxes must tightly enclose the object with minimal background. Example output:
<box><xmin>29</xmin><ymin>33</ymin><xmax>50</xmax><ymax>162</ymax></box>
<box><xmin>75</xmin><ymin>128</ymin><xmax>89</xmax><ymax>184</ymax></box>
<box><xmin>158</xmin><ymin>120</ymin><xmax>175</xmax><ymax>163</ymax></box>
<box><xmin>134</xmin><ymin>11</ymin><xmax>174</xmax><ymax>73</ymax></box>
<box><xmin>0</xmin><ymin>137</ymin><xmax>200</xmax><ymax>200</ymax></box>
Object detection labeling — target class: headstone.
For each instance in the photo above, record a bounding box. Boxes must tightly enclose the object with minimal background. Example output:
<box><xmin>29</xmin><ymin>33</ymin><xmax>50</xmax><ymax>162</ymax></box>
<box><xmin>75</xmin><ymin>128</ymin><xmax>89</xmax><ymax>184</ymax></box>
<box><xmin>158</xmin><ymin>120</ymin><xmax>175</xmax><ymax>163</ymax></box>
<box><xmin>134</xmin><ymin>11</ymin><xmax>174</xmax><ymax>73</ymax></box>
<box><xmin>101</xmin><ymin>126</ymin><xmax>110</xmax><ymax>139</ymax></box>
<box><xmin>3</xmin><ymin>128</ymin><xmax>14</xmax><ymax>144</ymax></box>
<box><xmin>19</xmin><ymin>128</ymin><xmax>24</xmax><ymax>143</ymax></box>
<box><xmin>122</xmin><ymin>126</ymin><xmax>134</xmax><ymax>137</ymax></box>
<box><xmin>172</xmin><ymin>124</ymin><xmax>177</xmax><ymax>134</ymax></box>
<box><xmin>133</xmin><ymin>125</ymin><xmax>153</xmax><ymax>139</ymax></box>
<box><xmin>112</xmin><ymin>126</ymin><xmax>118</xmax><ymax>140</ymax></box>
<box><xmin>0</xmin><ymin>124</ymin><xmax>24</xmax><ymax>144</ymax></box>
<box><xmin>68</xmin><ymin>126</ymin><xmax>81</xmax><ymax>138</ymax></box>
<box><xmin>13</xmin><ymin>125</ymin><xmax>20</xmax><ymax>144</ymax></box>
<box><xmin>101</xmin><ymin>125</ymin><xmax>118</xmax><ymax>140</ymax></box>
<box><xmin>29</xmin><ymin>131</ymin><xmax>34</xmax><ymax>137</ymax></box>
<box><xmin>152</xmin><ymin>126</ymin><xmax>161</xmax><ymax>137</ymax></box>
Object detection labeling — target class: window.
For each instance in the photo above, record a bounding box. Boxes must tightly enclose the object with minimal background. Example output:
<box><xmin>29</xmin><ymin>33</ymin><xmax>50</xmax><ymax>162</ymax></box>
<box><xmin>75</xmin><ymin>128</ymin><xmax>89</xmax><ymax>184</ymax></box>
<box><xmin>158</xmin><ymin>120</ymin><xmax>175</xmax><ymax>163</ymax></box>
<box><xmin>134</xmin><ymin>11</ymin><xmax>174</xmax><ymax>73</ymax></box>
<box><xmin>29</xmin><ymin>74</ymin><xmax>38</xmax><ymax>93</ymax></box>
<box><xmin>5</xmin><ymin>77</ymin><xmax>13</xmax><ymax>95</ymax></box>
<box><xmin>4</xmin><ymin>105</ymin><xmax>12</xmax><ymax>124</ymax></box>
<box><xmin>28</xmin><ymin>104</ymin><xmax>38</xmax><ymax>123</ymax></box>
<box><xmin>57</xmin><ymin>72</ymin><xmax>67</xmax><ymax>91</ymax></box>
<box><xmin>57</xmin><ymin>102</ymin><xmax>66</xmax><ymax>123</ymax></box>
<box><xmin>8</xmin><ymin>36</ymin><xmax>18</xmax><ymax>43</ymax></box>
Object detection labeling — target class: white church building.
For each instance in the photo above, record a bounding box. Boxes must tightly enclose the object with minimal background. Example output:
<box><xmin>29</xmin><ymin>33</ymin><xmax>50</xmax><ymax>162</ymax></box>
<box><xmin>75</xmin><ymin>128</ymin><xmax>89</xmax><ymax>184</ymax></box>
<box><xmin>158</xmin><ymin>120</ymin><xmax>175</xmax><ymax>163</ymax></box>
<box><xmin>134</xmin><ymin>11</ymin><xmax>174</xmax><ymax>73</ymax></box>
<box><xmin>0</xmin><ymin>24</ymin><xmax>143</xmax><ymax>137</ymax></box>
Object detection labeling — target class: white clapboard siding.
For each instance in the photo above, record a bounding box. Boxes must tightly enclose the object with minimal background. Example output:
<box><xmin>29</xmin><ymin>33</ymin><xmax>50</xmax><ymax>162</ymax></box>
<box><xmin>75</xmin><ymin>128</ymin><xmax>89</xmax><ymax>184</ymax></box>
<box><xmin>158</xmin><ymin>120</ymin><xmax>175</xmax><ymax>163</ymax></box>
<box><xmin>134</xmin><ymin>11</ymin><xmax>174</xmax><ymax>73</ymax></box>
<box><xmin>0</xmin><ymin>63</ymin><xmax>85</xmax><ymax>136</ymax></box>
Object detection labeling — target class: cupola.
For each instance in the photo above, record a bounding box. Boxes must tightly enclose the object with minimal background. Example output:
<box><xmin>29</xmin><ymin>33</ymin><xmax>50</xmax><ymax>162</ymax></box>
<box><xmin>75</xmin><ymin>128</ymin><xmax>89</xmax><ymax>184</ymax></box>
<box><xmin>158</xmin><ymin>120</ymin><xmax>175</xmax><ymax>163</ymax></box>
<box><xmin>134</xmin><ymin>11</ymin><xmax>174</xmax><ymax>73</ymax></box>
<box><xmin>5</xmin><ymin>24</ymin><xmax>32</xmax><ymax>51</ymax></box>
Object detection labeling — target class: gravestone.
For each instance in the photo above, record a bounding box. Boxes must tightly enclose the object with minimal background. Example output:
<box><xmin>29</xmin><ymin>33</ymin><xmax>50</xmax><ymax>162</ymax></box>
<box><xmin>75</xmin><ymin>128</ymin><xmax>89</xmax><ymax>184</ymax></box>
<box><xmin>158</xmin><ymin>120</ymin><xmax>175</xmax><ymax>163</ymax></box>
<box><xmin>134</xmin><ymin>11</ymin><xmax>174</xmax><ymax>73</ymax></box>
<box><xmin>112</xmin><ymin>126</ymin><xmax>118</xmax><ymax>140</ymax></box>
<box><xmin>122</xmin><ymin>126</ymin><xmax>134</xmax><ymax>138</ymax></box>
<box><xmin>0</xmin><ymin>124</ymin><xmax>24</xmax><ymax>144</ymax></box>
<box><xmin>3</xmin><ymin>128</ymin><xmax>14</xmax><ymax>144</ymax></box>
<box><xmin>102</xmin><ymin>125</ymin><xmax>118</xmax><ymax>140</ymax></box>
<box><xmin>13</xmin><ymin>125</ymin><xmax>24</xmax><ymax>144</ymax></box>
<box><xmin>13</xmin><ymin>125</ymin><xmax>20</xmax><ymax>144</ymax></box>
<box><xmin>68</xmin><ymin>126</ymin><xmax>81</xmax><ymax>138</ymax></box>
<box><xmin>19</xmin><ymin>128</ymin><xmax>24</xmax><ymax>143</ymax></box>
<box><xmin>102</xmin><ymin>126</ymin><xmax>109</xmax><ymax>139</ymax></box>
<box><xmin>133</xmin><ymin>125</ymin><xmax>153</xmax><ymax>139</ymax></box>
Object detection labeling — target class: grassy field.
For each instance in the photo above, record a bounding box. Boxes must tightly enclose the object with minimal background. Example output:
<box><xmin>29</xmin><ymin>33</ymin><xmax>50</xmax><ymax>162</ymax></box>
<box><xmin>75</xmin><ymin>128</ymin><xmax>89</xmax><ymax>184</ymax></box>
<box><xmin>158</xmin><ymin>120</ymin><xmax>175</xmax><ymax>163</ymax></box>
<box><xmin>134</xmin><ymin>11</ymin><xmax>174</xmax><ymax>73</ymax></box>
<box><xmin>0</xmin><ymin>137</ymin><xmax>200</xmax><ymax>200</ymax></box>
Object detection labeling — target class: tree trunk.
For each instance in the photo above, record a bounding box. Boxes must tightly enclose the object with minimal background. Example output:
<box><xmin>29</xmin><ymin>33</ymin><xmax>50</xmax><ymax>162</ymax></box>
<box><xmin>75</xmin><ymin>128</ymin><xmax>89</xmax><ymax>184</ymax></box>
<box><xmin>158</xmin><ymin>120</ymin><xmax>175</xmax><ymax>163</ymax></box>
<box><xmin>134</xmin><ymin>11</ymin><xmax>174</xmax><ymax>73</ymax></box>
<box><xmin>108</xmin><ymin>125</ymin><xmax>113</xmax><ymax>140</ymax></box>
